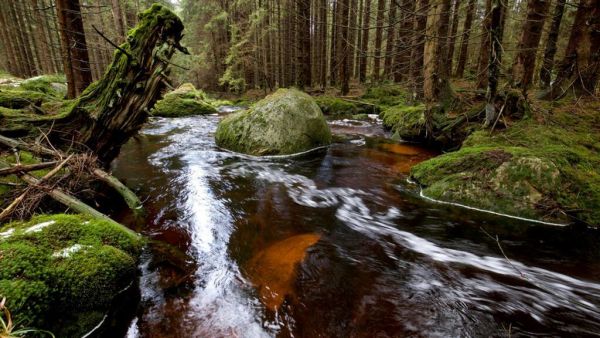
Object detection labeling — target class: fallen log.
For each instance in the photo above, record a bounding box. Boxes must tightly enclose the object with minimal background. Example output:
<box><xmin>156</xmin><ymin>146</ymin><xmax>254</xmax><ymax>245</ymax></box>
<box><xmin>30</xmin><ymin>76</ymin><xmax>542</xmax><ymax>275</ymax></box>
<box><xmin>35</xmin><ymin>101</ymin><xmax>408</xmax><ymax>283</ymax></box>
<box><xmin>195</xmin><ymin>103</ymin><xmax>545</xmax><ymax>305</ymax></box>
<box><xmin>92</xmin><ymin>168</ymin><xmax>144</xmax><ymax>217</ymax></box>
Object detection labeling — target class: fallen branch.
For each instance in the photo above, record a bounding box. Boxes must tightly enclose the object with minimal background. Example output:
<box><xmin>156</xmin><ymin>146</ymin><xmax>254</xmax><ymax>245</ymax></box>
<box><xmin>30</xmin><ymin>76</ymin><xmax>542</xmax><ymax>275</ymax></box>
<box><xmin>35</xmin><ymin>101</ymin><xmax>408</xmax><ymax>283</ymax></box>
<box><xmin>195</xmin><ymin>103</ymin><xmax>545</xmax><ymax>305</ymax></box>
<box><xmin>19</xmin><ymin>173</ymin><xmax>138</xmax><ymax>236</ymax></box>
<box><xmin>338</xmin><ymin>97</ymin><xmax>377</xmax><ymax>107</ymax></box>
<box><xmin>0</xmin><ymin>161</ymin><xmax>58</xmax><ymax>176</ymax></box>
<box><xmin>92</xmin><ymin>168</ymin><xmax>144</xmax><ymax>217</ymax></box>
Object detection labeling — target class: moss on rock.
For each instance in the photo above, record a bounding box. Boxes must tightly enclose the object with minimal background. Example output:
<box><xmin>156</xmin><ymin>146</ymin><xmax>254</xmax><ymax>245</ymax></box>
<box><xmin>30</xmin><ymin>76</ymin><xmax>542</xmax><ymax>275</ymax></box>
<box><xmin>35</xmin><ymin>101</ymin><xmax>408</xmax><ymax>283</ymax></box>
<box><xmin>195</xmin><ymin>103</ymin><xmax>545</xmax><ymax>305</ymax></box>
<box><xmin>380</xmin><ymin>104</ymin><xmax>427</xmax><ymax>140</ymax></box>
<box><xmin>151</xmin><ymin>83</ymin><xmax>218</xmax><ymax>117</ymax></box>
<box><xmin>315</xmin><ymin>96</ymin><xmax>376</xmax><ymax>116</ymax></box>
<box><xmin>19</xmin><ymin>75</ymin><xmax>67</xmax><ymax>98</ymax></box>
<box><xmin>411</xmin><ymin>104</ymin><xmax>600</xmax><ymax>225</ymax></box>
<box><xmin>361</xmin><ymin>83</ymin><xmax>410</xmax><ymax>108</ymax></box>
<box><xmin>0</xmin><ymin>214</ymin><xmax>142</xmax><ymax>337</ymax></box>
<box><xmin>215</xmin><ymin>88</ymin><xmax>332</xmax><ymax>156</ymax></box>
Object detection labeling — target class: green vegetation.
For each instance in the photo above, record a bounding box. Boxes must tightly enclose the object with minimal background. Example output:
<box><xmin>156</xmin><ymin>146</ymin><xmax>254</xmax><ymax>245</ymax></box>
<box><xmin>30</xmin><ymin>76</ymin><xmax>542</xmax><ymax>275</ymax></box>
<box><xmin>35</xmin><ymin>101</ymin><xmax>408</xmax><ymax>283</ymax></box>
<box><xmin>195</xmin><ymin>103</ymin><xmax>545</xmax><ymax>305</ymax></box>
<box><xmin>411</xmin><ymin>101</ymin><xmax>600</xmax><ymax>225</ymax></box>
<box><xmin>215</xmin><ymin>88</ymin><xmax>331</xmax><ymax>155</ymax></box>
<box><xmin>380</xmin><ymin>104</ymin><xmax>427</xmax><ymax>140</ymax></box>
<box><xmin>361</xmin><ymin>83</ymin><xmax>410</xmax><ymax>108</ymax></box>
<box><xmin>0</xmin><ymin>214</ymin><xmax>142</xmax><ymax>337</ymax></box>
<box><xmin>19</xmin><ymin>75</ymin><xmax>67</xmax><ymax>98</ymax></box>
<box><xmin>315</xmin><ymin>96</ymin><xmax>376</xmax><ymax>117</ymax></box>
<box><xmin>152</xmin><ymin>83</ymin><xmax>218</xmax><ymax>117</ymax></box>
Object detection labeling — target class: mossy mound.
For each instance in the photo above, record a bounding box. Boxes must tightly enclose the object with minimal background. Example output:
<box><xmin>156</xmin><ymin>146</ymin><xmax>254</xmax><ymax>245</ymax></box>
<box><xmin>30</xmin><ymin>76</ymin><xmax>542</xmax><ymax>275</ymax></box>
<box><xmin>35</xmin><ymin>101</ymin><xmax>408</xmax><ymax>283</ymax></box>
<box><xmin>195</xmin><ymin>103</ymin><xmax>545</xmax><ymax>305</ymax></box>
<box><xmin>361</xmin><ymin>83</ymin><xmax>410</xmax><ymax>108</ymax></box>
<box><xmin>151</xmin><ymin>83</ymin><xmax>218</xmax><ymax>117</ymax></box>
<box><xmin>215</xmin><ymin>88</ymin><xmax>332</xmax><ymax>156</ymax></box>
<box><xmin>0</xmin><ymin>214</ymin><xmax>142</xmax><ymax>337</ymax></box>
<box><xmin>411</xmin><ymin>102</ymin><xmax>600</xmax><ymax>225</ymax></box>
<box><xmin>381</xmin><ymin>104</ymin><xmax>427</xmax><ymax>140</ymax></box>
<box><xmin>19</xmin><ymin>75</ymin><xmax>67</xmax><ymax>98</ymax></box>
<box><xmin>315</xmin><ymin>96</ymin><xmax>377</xmax><ymax>117</ymax></box>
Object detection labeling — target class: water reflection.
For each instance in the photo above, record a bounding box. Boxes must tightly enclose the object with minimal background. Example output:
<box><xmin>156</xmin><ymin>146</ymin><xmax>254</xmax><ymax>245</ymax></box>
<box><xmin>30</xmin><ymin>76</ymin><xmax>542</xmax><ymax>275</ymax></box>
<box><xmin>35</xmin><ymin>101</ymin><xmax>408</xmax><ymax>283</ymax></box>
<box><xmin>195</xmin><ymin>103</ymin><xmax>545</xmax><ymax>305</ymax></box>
<box><xmin>112</xmin><ymin>114</ymin><xmax>600</xmax><ymax>337</ymax></box>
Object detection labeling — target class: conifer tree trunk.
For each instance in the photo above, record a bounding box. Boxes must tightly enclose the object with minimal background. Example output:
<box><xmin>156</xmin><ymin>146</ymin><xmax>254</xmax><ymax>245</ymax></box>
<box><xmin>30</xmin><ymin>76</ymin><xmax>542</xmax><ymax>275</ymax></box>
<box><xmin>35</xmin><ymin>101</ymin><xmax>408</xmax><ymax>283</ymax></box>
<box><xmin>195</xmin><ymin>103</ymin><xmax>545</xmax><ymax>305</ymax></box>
<box><xmin>338</xmin><ymin>0</ymin><xmax>351</xmax><ymax>94</ymax></box>
<box><xmin>455</xmin><ymin>0</ymin><xmax>475</xmax><ymax>78</ymax></box>
<box><xmin>8</xmin><ymin>0</ymin><xmax>34</xmax><ymax>77</ymax></box>
<box><xmin>319</xmin><ymin>0</ymin><xmax>328</xmax><ymax>88</ymax></box>
<box><xmin>355</xmin><ymin>0</ymin><xmax>364</xmax><ymax>78</ymax></box>
<box><xmin>476</xmin><ymin>0</ymin><xmax>492</xmax><ymax>89</ymax></box>
<box><xmin>383</xmin><ymin>0</ymin><xmax>397</xmax><ymax>77</ymax></box>
<box><xmin>393</xmin><ymin>0</ymin><xmax>414</xmax><ymax>82</ymax></box>
<box><xmin>329</xmin><ymin>0</ymin><xmax>338</xmax><ymax>85</ymax></box>
<box><xmin>423</xmin><ymin>0</ymin><xmax>451</xmax><ymax>102</ymax></box>
<box><xmin>56</xmin><ymin>0</ymin><xmax>93</xmax><ymax>98</ymax></box>
<box><xmin>484</xmin><ymin>0</ymin><xmax>506</xmax><ymax>126</ymax></box>
<box><xmin>410</xmin><ymin>0</ymin><xmax>428</xmax><ymax>99</ymax></box>
<box><xmin>298</xmin><ymin>0</ymin><xmax>311</xmax><ymax>88</ymax></box>
<box><xmin>111</xmin><ymin>0</ymin><xmax>127</xmax><ymax>42</ymax></box>
<box><xmin>0</xmin><ymin>8</ymin><xmax>20</xmax><ymax>76</ymax></box>
<box><xmin>358</xmin><ymin>0</ymin><xmax>371</xmax><ymax>82</ymax></box>
<box><xmin>510</xmin><ymin>0</ymin><xmax>551</xmax><ymax>92</ymax></box>
<box><xmin>348</xmin><ymin>0</ymin><xmax>359</xmax><ymax>78</ymax></box>
<box><xmin>372</xmin><ymin>0</ymin><xmax>385</xmax><ymax>81</ymax></box>
<box><xmin>544</xmin><ymin>0</ymin><xmax>600</xmax><ymax>99</ymax></box>
<box><xmin>446</xmin><ymin>0</ymin><xmax>460</xmax><ymax>77</ymax></box>
<box><xmin>539</xmin><ymin>0</ymin><xmax>566</xmax><ymax>89</ymax></box>
<box><xmin>31</xmin><ymin>0</ymin><xmax>53</xmax><ymax>74</ymax></box>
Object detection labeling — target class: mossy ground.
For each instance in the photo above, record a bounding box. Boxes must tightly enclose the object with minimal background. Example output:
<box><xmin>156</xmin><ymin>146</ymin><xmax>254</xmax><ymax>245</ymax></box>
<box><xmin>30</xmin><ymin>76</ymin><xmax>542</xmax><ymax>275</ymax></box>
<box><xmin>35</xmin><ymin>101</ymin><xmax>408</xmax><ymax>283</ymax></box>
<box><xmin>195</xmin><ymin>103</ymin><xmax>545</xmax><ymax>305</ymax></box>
<box><xmin>0</xmin><ymin>214</ymin><xmax>143</xmax><ymax>337</ymax></box>
<box><xmin>315</xmin><ymin>96</ymin><xmax>377</xmax><ymax>117</ymax></box>
<box><xmin>151</xmin><ymin>83</ymin><xmax>219</xmax><ymax>117</ymax></box>
<box><xmin>411</xmin><ymin>98</ymin><xmax>600</xmax><ymax>225</ymax></box>
<box><xmin>361</xmin><ymin>83</ymin><xmax>411</xmax><ymax>108</ymax></box>
<box><xmin>215</xmin><ymin>88</ymin><xmax>331</xmax><ymax>155</ymax></box>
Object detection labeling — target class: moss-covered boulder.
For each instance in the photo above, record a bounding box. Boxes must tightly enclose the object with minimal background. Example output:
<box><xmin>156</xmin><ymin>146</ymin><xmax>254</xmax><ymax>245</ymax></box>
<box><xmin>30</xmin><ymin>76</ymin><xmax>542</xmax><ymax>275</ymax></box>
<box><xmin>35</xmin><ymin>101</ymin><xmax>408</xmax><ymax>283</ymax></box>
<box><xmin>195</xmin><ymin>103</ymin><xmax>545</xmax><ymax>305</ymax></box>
<box><xmin>315</xmin><ymin>96</ymin><xmax>377</xmax><ymax>116</ymax></box>
<box><xmin>0</xmin><ymin>214</ymin><xmax>143</xmax><ymax>337</ymax></box>
<box><xmin>19</xmin><ymin>75</ymin><xmax>67</xmax><ymax>98</ymax></box>
<box><xmin>151</xmin><ymin>83</ymin><xmax>217</xmax><ymax>117</ymax></box>
<box><xmin>411</xmin><ymin>103</ymin><xmax>600</xmax><ymax>225</ymax></box>
<box><xmin>215</xmin><ymin>88</ymin><xmax>332</xmax><ymax>156</ymax></box>
<box><xmin>381</xmin><ymin>104</ymin><xmax>427</xmax><ymax>140</ymax></box>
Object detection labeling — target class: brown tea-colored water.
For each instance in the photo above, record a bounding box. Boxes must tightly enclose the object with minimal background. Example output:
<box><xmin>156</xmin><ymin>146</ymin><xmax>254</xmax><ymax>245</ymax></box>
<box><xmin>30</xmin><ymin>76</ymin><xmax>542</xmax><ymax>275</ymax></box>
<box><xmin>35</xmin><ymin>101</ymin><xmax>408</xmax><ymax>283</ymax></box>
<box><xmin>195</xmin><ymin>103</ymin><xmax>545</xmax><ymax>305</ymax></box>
<box><xmin>111</xmin><ymin>111</ymin><xmax>600</xmax><ymax>337</ymax></box>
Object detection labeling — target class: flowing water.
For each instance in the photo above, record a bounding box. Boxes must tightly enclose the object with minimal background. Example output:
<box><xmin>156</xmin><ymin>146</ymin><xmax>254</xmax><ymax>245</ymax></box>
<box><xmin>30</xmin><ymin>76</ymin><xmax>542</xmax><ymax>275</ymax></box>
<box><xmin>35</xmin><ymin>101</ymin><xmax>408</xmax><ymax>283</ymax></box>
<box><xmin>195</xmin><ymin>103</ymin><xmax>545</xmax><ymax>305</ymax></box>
<box><xmin>110</xmin><ymin>110</ymin><xmax>600</xmax><ymax>337</ymax></box>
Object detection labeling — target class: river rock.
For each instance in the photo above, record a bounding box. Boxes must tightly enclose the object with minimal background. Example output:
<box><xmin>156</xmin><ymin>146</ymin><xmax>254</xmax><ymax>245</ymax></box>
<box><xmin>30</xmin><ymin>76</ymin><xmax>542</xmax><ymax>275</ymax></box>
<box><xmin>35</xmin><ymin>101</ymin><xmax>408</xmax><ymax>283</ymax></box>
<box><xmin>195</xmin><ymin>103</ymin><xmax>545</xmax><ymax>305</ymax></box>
<box><xmin>215</xmin><ymin>88</ymin><xmax>332</xmax><ymax>156</ymax></box>
<box><xmin>151</xmin><ymin>83</ymin><xmax>217</xmax><ymax>117</ymax></box>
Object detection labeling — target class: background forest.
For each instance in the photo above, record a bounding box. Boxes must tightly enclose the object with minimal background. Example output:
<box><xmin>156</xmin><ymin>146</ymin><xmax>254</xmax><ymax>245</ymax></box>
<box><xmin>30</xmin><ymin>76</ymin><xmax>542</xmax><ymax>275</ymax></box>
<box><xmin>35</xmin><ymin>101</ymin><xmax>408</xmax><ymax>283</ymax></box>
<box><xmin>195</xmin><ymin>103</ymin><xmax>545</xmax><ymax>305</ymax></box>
<box><xmin>0</xmin><ymin>0</ymin><xmax>598</xmax><ymax>99</ymax></box>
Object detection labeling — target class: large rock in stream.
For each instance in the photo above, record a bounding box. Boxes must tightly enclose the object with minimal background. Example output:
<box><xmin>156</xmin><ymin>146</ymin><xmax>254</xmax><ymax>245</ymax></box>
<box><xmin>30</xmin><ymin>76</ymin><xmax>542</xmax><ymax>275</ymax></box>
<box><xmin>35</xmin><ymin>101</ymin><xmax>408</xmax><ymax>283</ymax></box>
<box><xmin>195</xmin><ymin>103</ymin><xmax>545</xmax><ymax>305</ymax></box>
<box><xmin>215</xmin><ymin>88</ymin><xmax>332</xmax><ymax>156</ymax></box>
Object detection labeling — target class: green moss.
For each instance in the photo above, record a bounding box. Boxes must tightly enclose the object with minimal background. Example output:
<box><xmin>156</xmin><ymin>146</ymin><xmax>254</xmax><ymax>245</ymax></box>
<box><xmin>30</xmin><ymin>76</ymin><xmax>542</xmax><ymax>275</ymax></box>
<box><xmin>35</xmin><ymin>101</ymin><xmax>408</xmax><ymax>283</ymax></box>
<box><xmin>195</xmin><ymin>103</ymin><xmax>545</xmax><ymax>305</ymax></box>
<box><xmin>215</xmin><ymin>88</ymin><xmax>332</xmax><ymax>155</ymax></box>
<box><xmin>380</xmin><ymin>104</ymin><xmax>427</xmax><ymax>140</ymax></box>
<box><xmin>361</xmin><ymin>83</ymin><xmax>410</xmax><ymax>107</ymax></box>
<box><xmin>0</xmin><ymin>89</ymin><xmax>53</xmax><ymax>109</ymax></box>
<box><xmin>314</xmin><ymin>96</ymin><xmax>376</xmax><ymax>116</ymax></box>
<box><xmin>0</xmin><ymin>214</ymin><xmax>142</xmax><ymax>337</ymax></box>
<box><xmin>411</xmin><ymin>106</ymin><xmax>600</xmax><ymax>225</ymax></box>
<box><xmin>151</xmin><ymin>83</ymin><xmax>218</xmax><ymax>117</ymax></box>
<box><xmin>19</xmin><ymin>75</ymin><xmax>67</xmax><ymax>98</ymax></box>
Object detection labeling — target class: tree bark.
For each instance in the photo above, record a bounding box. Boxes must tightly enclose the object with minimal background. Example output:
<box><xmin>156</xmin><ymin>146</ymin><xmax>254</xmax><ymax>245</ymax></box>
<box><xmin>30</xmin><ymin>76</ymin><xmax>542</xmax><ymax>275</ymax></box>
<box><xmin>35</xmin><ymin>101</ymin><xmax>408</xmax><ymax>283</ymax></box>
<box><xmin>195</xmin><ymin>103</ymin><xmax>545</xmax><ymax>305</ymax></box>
<box><xmin>539</xmin><ymin>0</ymin><xmax>566</xmax><ymax>89</ymax></box>
<box><xmin>446</xmin><ymin>0</ymin><xmax>460</xmax><ymax>77</ymax></box>
<box><xmin>393</xmin><ymin>0</ymin><xmax>414</xmax><ymax>82</ymax></box>
<box><xmin>476</xmin><ymin>0</ymin><xmax>492</xmax><ymax>89</ymax></box>
<box><xmin>485</xmin><ymin>0</ymin><xmax>506</xmax><ymax>126</ymax></box>
<box><xmin>543</xmin><ymin>0</ymin><xmax>600</xmax><ymax>99</ymax></box>
<box><xmin>455</xmin><ymin>0</ymin><xmax>476</xmax><ymax>78</ymax></box>
<box><xmin>383</xmin><ymin>0</ymin><xmax>397</xmax><ymax>77</ymax></box>
<box><xmin>319</xmin><ymin>0</ymin><xmax>328</xmax><ymax>88</ymax></box>
<box><xmin>423</xmin><ymin>0</ymin><xmax>451</xmax><ymax>102</ymax></box>
<box><xmin>298</xmin><ymin>0</ymin><xmax>312</xmax><ymax>88</ymax></box>
<box><xmin>0</xmin><ymin>7</ymin><xmax>20</xmax><ymax>76</ymax></box>
<box><xmin>31</xmin><ymin>0</ymin><xmax>53</xmax><ymax>74</ymax></box>
<box><xmin>111</xmin><ymin>0</ymin><xmax>127</xmax><ymax>43</ymax></box>
<box><xmin>372</xmin><ymin>0</ymin><xmax>386</xmax><ymax>81</ymax></box>
<box><xmin>337</xmin><ymin>0</ymin><xmax>351</xmax><ymax>94</ymax></box>
<box><xmin>510</xmin><ymin>0</ymin><xmax>551</xmax><ymax>92</ymax></box>
<box><xmin>329</xmin><ymin>0</ymin><xmax>338</xmax><ymax>85</ymax></box>
<box><xmin>8</xmin><ymin>0</ymin><xmax>34</xmax><ymax>77</ymax></box>
<box><xmin>358</xmin><ymin>0</ymin><xmax>371</xmax><ymax>82</ymax></box>
<box><xmin>56</xmin><ymin>0</ymin><xmax>93</xmax><ymax>98</ymax></box>
<box><xmin>410</xmin><ymin>0</ymin><xmax>428</xmax><ymax>99</ymax></box>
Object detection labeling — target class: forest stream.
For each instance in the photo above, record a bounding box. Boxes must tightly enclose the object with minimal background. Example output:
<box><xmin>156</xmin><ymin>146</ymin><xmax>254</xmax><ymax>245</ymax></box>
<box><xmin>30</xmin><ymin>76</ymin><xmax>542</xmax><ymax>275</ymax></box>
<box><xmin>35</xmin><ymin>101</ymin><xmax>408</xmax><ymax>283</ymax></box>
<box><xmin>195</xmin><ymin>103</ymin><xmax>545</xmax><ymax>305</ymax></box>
<box><xmin>108</xmin><ymin>109</ymin><xmax>600</xmax><ymax>337</ymax></box>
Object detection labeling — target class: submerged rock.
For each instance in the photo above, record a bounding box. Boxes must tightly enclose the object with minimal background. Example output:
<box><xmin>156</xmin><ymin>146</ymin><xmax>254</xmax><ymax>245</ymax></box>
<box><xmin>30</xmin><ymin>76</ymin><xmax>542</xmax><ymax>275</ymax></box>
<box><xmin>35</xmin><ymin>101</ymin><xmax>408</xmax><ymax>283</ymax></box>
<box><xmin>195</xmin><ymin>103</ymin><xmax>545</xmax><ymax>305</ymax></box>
<box><xmin>245</xmin><ymin>233</ymin><xmax>321</xmax><ymax>310</ymax></box>
<box><xmin>151</xmin><ymin>83</ymin><xmax>218</xmax><ymax>117</ymax></box>
<box><xmin>215</xmin><ymin>88</ymin><xmax>332</xmax><ymax>156</ymax></box>
<box><xmin>0</xmin><ymin>214</ymin><xmax>142</xmax><ymax>337</ymax></box>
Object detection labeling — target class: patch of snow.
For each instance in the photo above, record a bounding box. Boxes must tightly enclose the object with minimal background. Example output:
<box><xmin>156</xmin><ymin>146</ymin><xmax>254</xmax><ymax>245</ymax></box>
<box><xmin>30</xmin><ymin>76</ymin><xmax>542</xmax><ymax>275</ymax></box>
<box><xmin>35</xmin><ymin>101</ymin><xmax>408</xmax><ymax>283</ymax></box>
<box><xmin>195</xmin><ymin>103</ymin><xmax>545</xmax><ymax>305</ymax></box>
<box><xmin>52</xmin><ymin>244</ymin><xmax>90</xmax><ymax>258</ymax></box>
<box><xmin>24</xmin><ymin>220</ymin><xmax>55</xmax><ymax>233</ymax></box>
<box><xmin>0</xmin><ymin>228</ymin><xmax>14</xmax><ymax>240</ymax></box>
